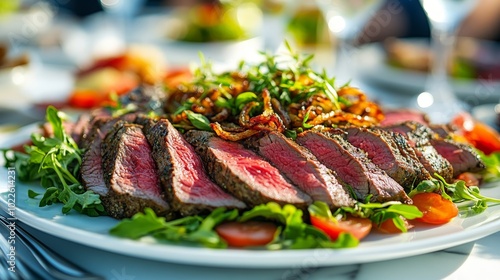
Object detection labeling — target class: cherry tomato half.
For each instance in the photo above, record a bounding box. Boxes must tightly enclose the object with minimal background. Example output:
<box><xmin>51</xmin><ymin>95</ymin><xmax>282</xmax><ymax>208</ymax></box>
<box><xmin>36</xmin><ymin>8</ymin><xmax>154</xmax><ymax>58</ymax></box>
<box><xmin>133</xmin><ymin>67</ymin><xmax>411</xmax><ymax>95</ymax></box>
<box><xmin>456</xmin><ymin>172</ymin><xmax>480</xmax><ymax>187</ymax></box>
<box><xmin>215</xmin><ymin>221</ymin><xmax>277</xmax><ymax>248</ymax></box>
<box><xmin>452</xmin><ymin>112</ymin><xmax>500</xmax><ymax>155</ymax></box>
<box><xmin>375</xmin><ymin>217</ymin><xmax>413</xmax><ymax>234</ymax></box>
<box><xmin>310</xmin><ymin>215</ymin><xmax>372</xmax><ymax>241</ymax></box>
<box><xmin>412</xmin><ymin>193</ymin><xmax>459</xmax><ymax>225</ymax></box>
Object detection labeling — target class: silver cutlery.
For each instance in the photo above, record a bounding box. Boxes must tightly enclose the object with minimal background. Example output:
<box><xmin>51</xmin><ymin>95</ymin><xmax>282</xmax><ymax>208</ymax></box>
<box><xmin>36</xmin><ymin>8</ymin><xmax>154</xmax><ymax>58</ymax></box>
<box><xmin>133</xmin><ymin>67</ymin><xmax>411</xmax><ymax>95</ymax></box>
<box><xmin>0</xmin><ymin>213</ymin><xmax>104</xmax><ymax>280</ymax></box>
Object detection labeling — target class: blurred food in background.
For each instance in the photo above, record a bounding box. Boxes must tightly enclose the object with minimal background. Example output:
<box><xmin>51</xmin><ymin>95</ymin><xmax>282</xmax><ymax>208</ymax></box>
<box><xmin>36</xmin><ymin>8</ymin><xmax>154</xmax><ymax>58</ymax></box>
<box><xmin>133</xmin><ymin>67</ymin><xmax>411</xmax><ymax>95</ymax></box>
<box><xmin>68</xmin><ymin>44</ymin><xmax>174</xmax><ymax>109</ymax></box>
<box><xmin>166</xmin><ymin>1</ymin><xmax>262</xmax><ymax>43</ymax></box>
<box><xmin>0</xmin><ymin>43</ymin><xmax>29</xmax><ymax>69</ymax></box>
<box><xmin>384</xmin><ymin>37</ymin><xmax>500</xmax><ymax>81</ymax></box>
<box><xmin>286</xmin><ymin>3</ymin><xmax>330</xmax><ymax>48</ymax></box>
<box><xmin>0</xmin><ymin>0</ymin><xmax>20</xmax><ymax>15</ymax></box>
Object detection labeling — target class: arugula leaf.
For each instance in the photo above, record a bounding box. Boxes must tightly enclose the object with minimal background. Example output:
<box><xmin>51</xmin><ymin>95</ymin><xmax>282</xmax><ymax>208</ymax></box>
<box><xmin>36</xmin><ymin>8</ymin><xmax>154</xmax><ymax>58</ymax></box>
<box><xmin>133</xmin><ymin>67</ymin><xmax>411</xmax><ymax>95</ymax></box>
<box><xmin>333</xmin><ymin>200</ymin><xmax>422</xmax><ymax>233</ymax></box>
<box><xmin>408</xmin><ymin>175</ymin><xmax>500</xmax><ymax>216</ymax></box>
<box><xmin>112</xmin><ymin>203</ymin><xmax>359</xmax><ymax>250</ymax></box>
<box><xmin>240</xmin><ymin>202</ymin><xmax>358</xmax><ymax>249</ymax></box>
<box><xmin>2</xmin><ymin>106</ymin><xmax>105</xmax><ymax>216</ymax></box>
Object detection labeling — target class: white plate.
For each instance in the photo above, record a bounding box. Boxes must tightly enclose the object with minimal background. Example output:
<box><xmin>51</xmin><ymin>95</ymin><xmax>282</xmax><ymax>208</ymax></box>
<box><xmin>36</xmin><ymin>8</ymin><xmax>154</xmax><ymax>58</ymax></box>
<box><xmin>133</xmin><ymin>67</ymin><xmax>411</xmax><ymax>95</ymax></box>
<box><xmin>357</xmin><ymin>41</ymin><xmax>500</xmax><ymax>105</ymax></box>
<box><xmin>1</xmin><ymin>126</ymin><xmax>500</xmax><ymax>268</ymax></box>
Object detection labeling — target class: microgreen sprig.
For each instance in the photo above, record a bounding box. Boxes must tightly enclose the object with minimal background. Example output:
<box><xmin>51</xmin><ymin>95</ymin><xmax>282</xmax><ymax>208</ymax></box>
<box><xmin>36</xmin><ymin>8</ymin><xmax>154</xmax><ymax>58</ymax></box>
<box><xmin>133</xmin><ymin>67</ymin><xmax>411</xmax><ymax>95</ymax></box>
<box><xmin>408</xmin><ymin>175</ymin><xmax>500</xmax><ymax>216</ymax></box>
<box><xmin>2</xmin><ymin>106</ymin><xmax>105</xmax><ymax>216</ymax></box>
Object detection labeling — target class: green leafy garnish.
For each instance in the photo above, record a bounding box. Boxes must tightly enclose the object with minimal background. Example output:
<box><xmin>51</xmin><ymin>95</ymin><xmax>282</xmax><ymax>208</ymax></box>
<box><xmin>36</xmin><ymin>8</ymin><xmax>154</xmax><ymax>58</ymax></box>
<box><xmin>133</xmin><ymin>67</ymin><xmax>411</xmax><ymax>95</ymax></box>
<box><xmin>409</xmin><ymin>175</ymin><xmax>500</xmax><ymax>216</ymax></box>
<box><xmin>240</xmin><ymin>202</ymin><xmax>358</xmax><ymax>249</ymax></box>
<box><xmin>110</xmin><ymin>207</ymin><xmax>238</xmax><ymax>248</ymax></box>
<box><xmin>2</xmin><ymin>106</ymin><xmax>105</xmax><ymax>216</ymax></box>
<box><xmin>329</xmin><ymin>200</ymin><xmax>422</xmax><ymax>233</ymax></box>
<box><xmin>479</xmin><ymin>151</ymin><xmax>500</xmax><ymax>183</ymax></box>
<box><xmin>185</xmin><ymin>110</ymin><xmax>212</xmax><ymax>131</ymax></box>
<box><xmin>111</xmin><ymin>203</ymin><xmax>359</xmax><ymax>249</ymax></box>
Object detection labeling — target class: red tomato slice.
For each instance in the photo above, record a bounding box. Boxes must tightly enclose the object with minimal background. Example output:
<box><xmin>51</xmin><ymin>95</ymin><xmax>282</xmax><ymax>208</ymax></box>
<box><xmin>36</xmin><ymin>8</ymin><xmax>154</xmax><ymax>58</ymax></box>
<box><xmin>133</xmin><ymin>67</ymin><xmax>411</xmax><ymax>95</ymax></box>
<box><xmin>163</xmin><ymin>67</ymin><xmax>192</xmax><ymax>88</ymax></box>
<box><xmin>68</xmin><ymin>89</ymin><xmax>106</xmax><ymax>109</ymax></box>
<box><xmin>412</xmin><ymin>193</ymin><xmax>459</xmax><ymax>225</ymax></box>
<box><xmin>215</xmin><ymin>221</ymin><xmax>277</xmax><ymax>248</ymax></box>
<box><xmin>452</xmin><ymin>112</ymin><xmax>500</xmax><ymax>155</ymax></box>
<box><xmin>456</xmin><ymin>172</ymin><xmax>480</xmax><ymax>187</ymax></box>
<box><xmin>375</xmin><ymin>217</ymin><xmax>413</xmax><ymax>234</ymax></box>
<box><xmin>77</xmin><ymin>54</ymin><xmax>128</xmax><ymax>77</ymax></box>
<box><xmin>310</xmin><ymin>215</ymin><xmax>372</xmax><ymax>241</ymax></box>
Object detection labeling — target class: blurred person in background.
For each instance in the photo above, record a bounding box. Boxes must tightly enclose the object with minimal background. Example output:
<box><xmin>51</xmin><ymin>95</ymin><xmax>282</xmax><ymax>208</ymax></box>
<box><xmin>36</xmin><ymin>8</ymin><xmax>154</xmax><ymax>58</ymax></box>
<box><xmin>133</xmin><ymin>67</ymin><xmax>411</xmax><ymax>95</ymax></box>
<box><xmin>359</xmin><ymin>0</ymin><xmax>500</xmax><ymax>43</ymax></box>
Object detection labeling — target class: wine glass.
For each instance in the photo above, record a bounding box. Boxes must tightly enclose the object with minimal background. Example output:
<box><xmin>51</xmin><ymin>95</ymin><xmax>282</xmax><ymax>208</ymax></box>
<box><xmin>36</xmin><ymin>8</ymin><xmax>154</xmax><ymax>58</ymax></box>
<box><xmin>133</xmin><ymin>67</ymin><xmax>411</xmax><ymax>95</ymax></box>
<box><xmin>315</xmin><ymin>0</ymin><xmax>384</xmax><ymax>85</ymax></box>
<box><xmin>415</xmin><ymin>0</ymin><xmax>478</xmax><ymax>123</ymax></box>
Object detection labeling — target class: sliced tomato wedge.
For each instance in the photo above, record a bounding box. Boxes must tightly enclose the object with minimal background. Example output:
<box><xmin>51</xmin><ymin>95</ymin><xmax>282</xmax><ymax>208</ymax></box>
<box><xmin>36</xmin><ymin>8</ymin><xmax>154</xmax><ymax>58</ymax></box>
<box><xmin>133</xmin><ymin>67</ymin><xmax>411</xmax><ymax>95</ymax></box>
<box><xmin>375</xmin><ymin>217</ymin><xmax>413</xmax><ymax>234</ymax></box>
<box><xmin>411</xmin><ymin>192</ymin><xmax>459</xmax><ymax>225</ymax></box>
<box><xmin>68</xmin><ymin>89</ymin><xmax>107</xmax><ymax>109</ymax></box>
<box><xmin>215</xmin><ymin>221</ymin><xmax>277</xmax><ymax>248</ymax></box>
<box><xmin>456</xmin><ymin>172</ymin><xmax>481</xmax><ymax>187</ymax></box>
<box><xmin>310</xmin><ymin>215</ymin><xmax>372</xmax><ymax>241</ymax></box>
<box><xmin>452</xmin><ymin>112</ymin><xmax>500</xmax><ymax>155</ymax></box>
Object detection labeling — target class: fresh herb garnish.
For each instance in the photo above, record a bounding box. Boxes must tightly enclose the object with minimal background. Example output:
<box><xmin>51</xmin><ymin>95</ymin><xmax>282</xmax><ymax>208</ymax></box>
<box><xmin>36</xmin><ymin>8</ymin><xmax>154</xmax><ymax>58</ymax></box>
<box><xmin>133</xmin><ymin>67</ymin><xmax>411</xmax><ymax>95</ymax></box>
<box><xmin>2</xmin><ymin>106</ymin><xmax>105</xmax><ymax>216</ymax></box>
<box><xmin>327</xmin><ymin>199</ymin><xmax>422</xmax><ymax>233</ymax></box>
<box><xmin>168</xmin><ymin>42</ymin><xmax>379</xmax><ymax>134</ymax></box>
<box><xmin>110</xmin><ymin>207</ymin><xmax>238</xmax><ymax>248</ymax></box>
<box><xmin>184</xmin><ymin>110</ymin><xmax>212</xmax><ymax>131</ymax></box>
<box><xmin>110</xmin><ymin>203</ymin><xmax>359</xmax><ymax>249</ymax></box>
<box><xmin>408</xmin><ymin>175</ymin><xmax>500</xmax><ymax>216</ymax></box>
<box><xmin>240</xmin><ymin>202</ymin><xmax>358</xmax><ymax>249</ymax></box>
<box><xmin>478</xmin><ymin>151</ymin><xmax>500</xmax><ymax>183</ymax></box>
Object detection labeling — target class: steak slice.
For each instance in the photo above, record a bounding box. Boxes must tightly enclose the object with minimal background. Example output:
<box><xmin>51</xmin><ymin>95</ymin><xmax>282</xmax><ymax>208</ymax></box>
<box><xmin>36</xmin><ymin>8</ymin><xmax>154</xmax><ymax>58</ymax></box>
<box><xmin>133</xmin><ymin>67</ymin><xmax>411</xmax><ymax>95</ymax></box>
<box><xmin>101</xmin><ymin>122</ymin><xmax>169</xmax><ymax>219</ymax></box>
<box><xmin>244</xmin><ymin>131</ymin><xmax>355</xmax><ymax>208</ymax></box>
<box><xmin>343</xmin><ymin>127</ymin><xmax>430</xmax><ymax>188</ymax></box>
<box><xmin>184</xmin><ymin>130</ymin><xmax>312</xmax><ymax>208</ymax></box>
<box><xmin>81</xmin><ymin>119</ymin><xmax>117</xmax><ymax>197</ymax></box>
<box><xmin>143</xmin><ymin>118</ymin><xmax>246</xmax><ymax>216</ymax></box>
<box><xmin>430</xmin><ymin>139</ymin><xmax>485</xmax><ymax>177</ymax></box>
<box><xmin>380</xmin><ymin>109</ymin><xmax>429</xmax><ymax>126</ymax></box>
<box><xmin>384</xmin><ymin>121</ymin><xmax>454</xmax><ymax>181</ymax></box>
<box><xmin>296</xmin><ymin>131</ymin><xmax>411</xmax><ymax>204</ymax></box>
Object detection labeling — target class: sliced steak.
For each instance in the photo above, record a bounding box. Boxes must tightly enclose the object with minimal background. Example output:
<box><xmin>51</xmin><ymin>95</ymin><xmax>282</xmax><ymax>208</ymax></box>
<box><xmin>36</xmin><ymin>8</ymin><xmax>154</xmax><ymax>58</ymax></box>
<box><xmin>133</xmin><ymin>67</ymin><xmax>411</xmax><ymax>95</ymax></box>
<box><xmin>143</xmin><ymin>118</ymin><xmax>246</xmax><ymax>216</ymax></box>
<box><xmin>297</xmin><ymin>131</ymin><xmax>411</xmax><ymax>204</ymax></box>
<box><xmin>380</xmin><ymin>109</ymin><xmax>429</xmax><ymax>126</ymax></box>
<box><xmin>343</xmin><ymin>127</ymin><xmax>430</xmax><ymax>188</ymax></box>
<box><xmin>384</xmin><ymin>121</ymin><xmax>454</xmax><ymax>181</ymax></box>
<box><xmin>184</xmin><ymin>130</ymin><xmax>312</xmax><ymax>208</ymax></box>
<box><xmin>81</xmin><ymin>119</ymin><xmax>117</xmax><ymax>197</ymax></box>
<box><xmin>244</xmin><ymin>131</ymin><xmax>355</xmax><ymax>208</ymax></box>
<box><xmin>101</xmin><ymin>122</ymin><xmax>169</xmax><ymax>219</ymax></box>
<box><xmin>429</xmin><ymin>124</ymin><xmax>455</xmax><ymax>139</ymax></box>
<box><xmin>430</xmin><ymin>139</ymin><xmax>485</xmax><ymax>177</ymax></box>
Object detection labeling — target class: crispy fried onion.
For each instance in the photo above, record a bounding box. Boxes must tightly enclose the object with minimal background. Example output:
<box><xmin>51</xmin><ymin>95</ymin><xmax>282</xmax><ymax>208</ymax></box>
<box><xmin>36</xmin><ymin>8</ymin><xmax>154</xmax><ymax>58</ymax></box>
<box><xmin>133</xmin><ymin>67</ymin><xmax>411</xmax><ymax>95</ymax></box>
<box><xmin>213</xmin><ymin>89</ymin><xmax>284</xmax><ymax>141</ymax></box>
<box><xmin>304</xmin><ymin>110</ymin><xmax>380</xmax><ymax>127</ymax></box>
<box><xmin>337</xmin><ymin>86</ymin><xmax>384</xmax><ymax>123</ymax></box>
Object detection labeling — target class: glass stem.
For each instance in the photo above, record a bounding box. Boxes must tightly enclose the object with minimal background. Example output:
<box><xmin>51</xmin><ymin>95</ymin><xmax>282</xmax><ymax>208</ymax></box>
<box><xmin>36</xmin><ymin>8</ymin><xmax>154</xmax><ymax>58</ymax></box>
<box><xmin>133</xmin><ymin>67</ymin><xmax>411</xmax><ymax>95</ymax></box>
<box><xmin>334</xmin><ymin>36</ymin><xmax>356</xmax><ymax>86</ymax></box>
<box><xmin>428</xmin><ymin>26</ymin><xmax>456</xmax><ymax>103</ymax></box>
